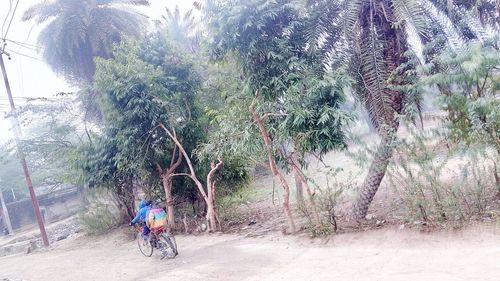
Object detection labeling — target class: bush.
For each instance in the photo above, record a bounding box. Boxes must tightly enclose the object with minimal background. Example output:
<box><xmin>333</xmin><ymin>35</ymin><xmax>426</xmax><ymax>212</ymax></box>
<box><xmin>78</xmin><ymin>188</ymin><xmax>121</xmax><ymax>235</ymax></box>
<box><xmin>387</xmin><ymin>128</ymin><xmax>498</xmax><ymax>226</ymax></box>
<box><xmin>217</xmin><ymin>186</ymin><xmax>266</xmax><ymax>226</ymax></box>
<box><xmin>299</xmin><ymin>168</ymin><xmax>354</xmax><ymax>237</ymax></box>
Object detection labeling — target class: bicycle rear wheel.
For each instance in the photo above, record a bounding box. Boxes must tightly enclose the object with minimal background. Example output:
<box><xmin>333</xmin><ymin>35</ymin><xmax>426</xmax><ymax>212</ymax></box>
<box><xmin>158</xmin><ymin>232</ymin><xmax>178</xmax><ymax>259</ymax></box>
<box><xmin>137</xmin><ymin>233</ymin><xmax>153</xmax><ymax>257</ymax></box>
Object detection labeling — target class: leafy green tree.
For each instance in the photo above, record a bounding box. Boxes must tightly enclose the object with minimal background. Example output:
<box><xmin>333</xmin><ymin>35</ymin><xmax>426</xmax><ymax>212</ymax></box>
<box><xmin>22</xmin><ymin>0</ymin><xmax>150</xmax><ymax>83</ymax></box>
<box><xmin>204</xmin><ymin>0</ymin><xmax>350</xmax><ymax>232</ymax></box>
<box><xmin>75</xmin><ymin>137</ymin><xmax>137</xmax><ymax>222</ymax></box>
<box><xmin>91</xmin><ymin>37</ymin><xmax>196</xmax><ymax>227</ymax></box>
<box><xmin>90</xmin><ymin>33</ymin><xmax>246</xmax><ymax>230</ymax></box>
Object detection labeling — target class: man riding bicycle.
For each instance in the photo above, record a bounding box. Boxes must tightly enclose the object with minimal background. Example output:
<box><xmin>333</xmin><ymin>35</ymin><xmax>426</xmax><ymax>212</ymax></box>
<box><xmin>129</xmin><ymin>199</ymin><xmax>153</xmax><ymax>239</ymax></box>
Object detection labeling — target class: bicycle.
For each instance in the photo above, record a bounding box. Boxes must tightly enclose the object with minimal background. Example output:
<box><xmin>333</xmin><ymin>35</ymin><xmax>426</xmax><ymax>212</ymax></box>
<box><xmin>136</xmin><ymin>224</ymin><xmax>178</xmax><ymax>259</ymax></box>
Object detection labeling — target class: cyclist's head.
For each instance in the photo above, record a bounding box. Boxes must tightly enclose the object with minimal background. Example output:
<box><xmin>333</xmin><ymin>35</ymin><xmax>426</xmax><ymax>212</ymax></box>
<box><xmin>139</xmin><ymin>199</ymin><xmax>153</xmax><ymax>209</ymax></box>
<box><xmin>139</xmin><ymin>199</ymin><xmax>148</xmax><ymax>209</ymax></box>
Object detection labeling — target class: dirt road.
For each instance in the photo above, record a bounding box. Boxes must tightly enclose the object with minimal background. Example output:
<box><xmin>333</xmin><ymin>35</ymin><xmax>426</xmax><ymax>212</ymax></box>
<box><xmin>1</xmin><ymin>224</ymin><xmax>499</xmax><ymax>281</ymax></box>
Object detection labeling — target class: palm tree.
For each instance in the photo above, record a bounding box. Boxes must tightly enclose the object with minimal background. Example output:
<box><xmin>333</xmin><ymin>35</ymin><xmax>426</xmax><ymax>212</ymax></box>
<box><xmin>304</xmin><ymin>0</ymin><xmax>488</xmax><ymax>220</ymax></box>
<box><xmin>433</xmin><ymin>0</ymin><xmax>499</xmax><ymax>31</ymax></box>
<box><xmin>158</xmin><ymin>5</ymin><xmax>200</xmax><ymax>51</ymax></box>
<box><xmin>22</xmin><ymin>0</ymin><xmax>150</xmax><ymax>84</ymax></box>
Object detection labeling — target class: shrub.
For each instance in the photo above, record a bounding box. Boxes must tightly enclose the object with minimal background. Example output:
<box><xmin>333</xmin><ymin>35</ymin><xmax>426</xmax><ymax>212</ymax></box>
<box><xmin>78</xmin><ymin>188</ymin><xmax>121</xmax><ymax>235</ymax></box>
<box><xmin>299</xmin><ymin>168</ymin><xmax>354</xmax><ymax>237</ymax></box>
<box><xmin>387</xmin><ymin>127</ymin><xmax>498</xmax><ymax>226</ymax></box>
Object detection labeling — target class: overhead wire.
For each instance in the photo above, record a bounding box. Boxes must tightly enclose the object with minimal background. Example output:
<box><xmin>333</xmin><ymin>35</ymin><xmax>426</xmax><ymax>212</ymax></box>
<box><xmin>4</xmin><ymin>0</ymin><xmax>20</xmax><ymax>38</ymax></box>
<box><xmin>1</xmin><ymin>0</ymin><xmax>13</xmax><ymax>37</ymax></box>
<box><xmin>3</xmin><ymin>39</ymin><xmax>42</xmax><ymax>51</ymax></box>
<box><xmin>4</xmin><ymin>48</ymin><xmax>44</xmax><ymax>62</ymax></box>
<box><xmin>13</xmin><ymin>24</ymin><xmax>38</xmax><ymax>54</ymax></box>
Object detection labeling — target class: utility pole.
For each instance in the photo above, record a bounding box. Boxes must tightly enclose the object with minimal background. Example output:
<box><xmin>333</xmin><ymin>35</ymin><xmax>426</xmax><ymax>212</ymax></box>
<box><xmin>0</xmin><ymin>41</ymin><xmax>49</xmax><ymax>246</ymax></box>
<box><xmin>0</xmin><ymin>188</ymin><xmax>13</xmax><ymax>235</ymax></box>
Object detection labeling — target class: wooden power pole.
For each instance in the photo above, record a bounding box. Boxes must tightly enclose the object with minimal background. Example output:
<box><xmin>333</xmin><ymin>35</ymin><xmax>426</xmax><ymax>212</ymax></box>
<box><xmin>0</xmin><ymin>42</ymin><xmax>49</xmax><ymax>247</ymax></box>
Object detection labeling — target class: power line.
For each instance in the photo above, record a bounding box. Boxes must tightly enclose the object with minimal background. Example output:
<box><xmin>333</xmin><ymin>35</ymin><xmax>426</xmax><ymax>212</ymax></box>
<box><xmin>5</xmin><ymin>48</ymin><xmax>43</xmax><ymax>62</ymax></box>
<box><xmin>0</xmin><ymin>96</ymin><xmax>56</xmax><ymax>100</ymax></box>
<box><xmin>14</xmin><ymin>25</ymin><xmax>37</xmax><ymax>54</ymax></box>
<box><xmin>4</xmin><ymin>0</ymin><xmax>20</xmax><ymax>38</ymax></box>
<box><xmin>1</xmin><ymin>0</ymin><xmax>13</xmax><ymax>37</ymax></box>
<box><xmin>3</xmin><ymin>39</ymin><xmax>42</xmax><ymax>51</ymax></box>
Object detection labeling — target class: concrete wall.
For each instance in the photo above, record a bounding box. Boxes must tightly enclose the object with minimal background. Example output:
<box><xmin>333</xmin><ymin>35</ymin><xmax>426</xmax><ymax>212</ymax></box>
<box><xmin>6</xmin><ymin>191</ymin><xmax>82</xmax><ymax>230</ymax></box>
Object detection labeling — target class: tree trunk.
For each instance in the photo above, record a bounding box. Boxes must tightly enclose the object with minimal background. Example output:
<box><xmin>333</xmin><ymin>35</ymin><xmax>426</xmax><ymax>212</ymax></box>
<box><xmin>351</xmin><ymin>3</ymin><xmax>405</xmax><ymax>221</ymax></box>
<box><xmin>206</xmin><ymin>200</ymin><xmax>217</xmax><ymax>232</ymax></box>
<box><xmin>351</xmin><ymin>135</ymin><xmax>395</xmax><ymax>220</ymax></box>
<box><xmin>159</xmin><ymin>123</ymin><xmax>222</xmax><ymax>233</ymax></box>
<box><xmin>289</xmin><ymin>152</ymin><xmax>304</xmax><ymax>205</ymax></box>
<box><xmin>207</xmin><ymin>161</ymin><xmax>223</xmax><ymax>232</ymax></box>
<box><xmin>289</xmin><ymin>157</ymin><xmax>321</xmax><ymax>225</ymax></box>
<box><xmin>493</xmin><ymin>158</ymin><xmax>500</xmax><ymax>199</ymax></box>
<box><xmin>161</xmin><ymin>174</ymin><xmax>176</xmax><ymax>229</ymax></box>
<box><xmin>294</xmin><ymin>169</ymin><xmax>304</xmax><ymax>205</ymax></box>
<box><xmin>156</xmin><ymin>144</ymin><xmax>183</xmax><ymax>230</ymax></box>
<box><xmin>251</xmin><ymin>102</ymin><xmax>296</xmax><ymax>233</ymax></box>
<box><xmin>114</xmin><ymin>177</ymin><xmax>136</xmax><ymax>223</ymax></box>
<box><xmin>281</xmin><ymin>145</ymin><xmax>320</xmax><ymax>226</ymax></box>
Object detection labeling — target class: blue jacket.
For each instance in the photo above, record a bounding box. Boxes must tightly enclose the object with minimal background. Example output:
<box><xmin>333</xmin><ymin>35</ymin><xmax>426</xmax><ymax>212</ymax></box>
<box><xmin>130</xmin><ymin>200</ymin><xmax>152</xmax><ymax>225</ymax></box>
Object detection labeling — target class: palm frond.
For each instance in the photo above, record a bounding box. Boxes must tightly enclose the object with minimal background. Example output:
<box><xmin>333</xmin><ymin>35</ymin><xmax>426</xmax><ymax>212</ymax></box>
<box><xmin>420</xmin><ymin>0</ymin><xmax>464</xmax><ymax>49</ymax></box>
<box><xmin>391</xmin><ymin>0</ymin><xmax>429</xmax><ymax>35</ymax></box>
<box><xmin>341</xmin><ymin>0</ymin><xmax>362</xmax><ymax>39</ymax></box>
<box><xmin>360</xmin><ymin>26</ymin><xmax>389</xmax><ymax>129</ymax></box>
<box><xmin>39</xmin><ymin>17</ymin><xmax>94</xmax><ymax>82</ymax></box>
<box><xmin>22</xmin><ymin>1</ymin><xmax>61</xmax><ymax>23</ymax></box>
<box><xmin>88</xmin><ymin>7</ymin><xmax>146</xmax><ymax>57</ymax></box>
<box><xmin>96</xmin><ymin>0</ymin><xmax>150</xmax><ymax>6</ymax></box>
<box><xmin>457</xmin><ymin>7</ymin><xmax>488</xmax><ymax>42</ymax></box>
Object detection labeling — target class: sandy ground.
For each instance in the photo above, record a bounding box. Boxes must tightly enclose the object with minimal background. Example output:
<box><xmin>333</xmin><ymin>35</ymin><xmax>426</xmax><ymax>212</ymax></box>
<box><xmin>0</xmin><ymin>223</ymin><xmax>499</xmax><ymax>281</ymax></box>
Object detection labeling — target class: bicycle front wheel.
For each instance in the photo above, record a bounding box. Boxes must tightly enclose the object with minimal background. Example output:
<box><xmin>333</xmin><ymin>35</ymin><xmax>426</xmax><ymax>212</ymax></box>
<box><xmin>137</xmin><ymin>233</ymin><xmax>153</xmax><ymax>257</ymax></box>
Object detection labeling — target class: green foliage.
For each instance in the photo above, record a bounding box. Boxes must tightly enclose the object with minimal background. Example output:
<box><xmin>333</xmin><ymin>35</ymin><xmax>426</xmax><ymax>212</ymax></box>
<box><xmin>0</xmin><ymin>150</ymin><xmax>28</xmax><ymax>199</ymax></box>
<box><xmin>211</xmin><ymin>156</ymin><xmax>251</xmax><ymax>196</ymax></box>
<box><xmin>78</xmin><ymin>188</ymin><xmax>121</xmax><ymax>235</ymax></box>
<box><xmin>204</xmin><ymin>0</ymin><xmax>350</xmax><ymax>166</ymax></box>
<box><xmin>300</xmin><ymin>168</ymin><xmax>354</xmax><ymax>237</ymax></box>
<box><xmin>207</xmin><ymin>0</ymin><xmax>309</xmax><ymax>99</ymax></box>
<box><xmin>81</xmin><ymin>31</ymin><xmax>251</xmax><ymax>217</ymax></box>
<box><xmin>17</xmin><ymin>95</ymin><xmax>86</xmax><ymax>184</ymax></box>
<box><xmin>387</xmin><ymin>127</ymin><xmax>498</xmax><ymax>225</ymax></box>
<box><xmin>421</xmin><ymin>40</ymin><xmax>500</xmax><ymax>151</ymax></box>
<box><xmin>217</xmin><ymin>185</ymin><xmax>268</xmax><ymax>224</ymax></box>
<box><xmin>426</xmin><ymin>0</ymin><xmax>498</xmax><ymax>40</ymax></box>
<box><xmin>282</xmin><ymin>71</ymin><xmax>352</xmax><ymax>157</ymax></box>
<box><xmin>303</xmin><ymin>0</ymin><xmax>495</xmax><ymax>136</ymax></box>
<box><xmin>0</xmin><ymin>95</ymin><xmax>88</xmax><ymax>200</ymax></box>
<box><xmin>94</xmin><ymin>39</ymin><xmax>173</xmax><ymax>173</ymax></box>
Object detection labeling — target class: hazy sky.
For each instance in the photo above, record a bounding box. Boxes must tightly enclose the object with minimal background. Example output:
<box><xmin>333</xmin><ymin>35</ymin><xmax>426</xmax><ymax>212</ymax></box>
<box><xmin>0</xmin><ymin>0</ymin><xmax>196</xmax><ymax>143</ymax></box>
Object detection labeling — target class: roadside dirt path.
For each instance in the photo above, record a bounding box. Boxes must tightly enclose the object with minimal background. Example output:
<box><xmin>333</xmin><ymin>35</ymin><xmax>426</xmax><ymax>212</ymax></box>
<box><xmin>1</xmin><ymin>224</ymin><xmax>499</xmax><ymax>281</ymax></box>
